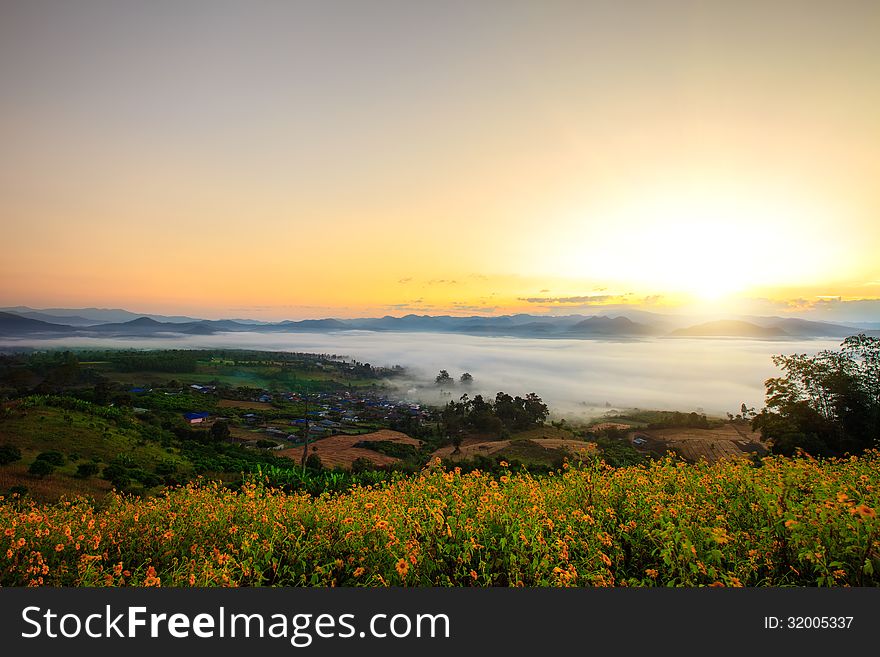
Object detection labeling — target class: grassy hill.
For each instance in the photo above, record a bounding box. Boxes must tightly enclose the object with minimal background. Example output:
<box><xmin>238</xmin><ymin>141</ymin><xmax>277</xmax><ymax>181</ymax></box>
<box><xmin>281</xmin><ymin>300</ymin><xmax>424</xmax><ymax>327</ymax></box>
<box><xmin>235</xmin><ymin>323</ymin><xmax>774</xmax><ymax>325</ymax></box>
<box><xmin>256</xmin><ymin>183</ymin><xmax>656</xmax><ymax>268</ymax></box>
<box><xmin>0</xmin><ymin>401</ymin><xmax>188</xmax><ymax>500</ymax></box>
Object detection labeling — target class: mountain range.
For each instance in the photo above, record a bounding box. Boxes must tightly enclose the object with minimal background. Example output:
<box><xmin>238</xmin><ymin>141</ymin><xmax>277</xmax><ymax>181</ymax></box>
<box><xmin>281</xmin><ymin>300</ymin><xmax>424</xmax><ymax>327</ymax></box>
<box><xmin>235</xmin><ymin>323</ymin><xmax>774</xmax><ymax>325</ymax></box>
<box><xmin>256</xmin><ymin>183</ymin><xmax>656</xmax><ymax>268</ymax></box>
<box><xmin>0</xmin><ymin>306</ymin><xmax>876</xmax><ymax>341</ymax></box>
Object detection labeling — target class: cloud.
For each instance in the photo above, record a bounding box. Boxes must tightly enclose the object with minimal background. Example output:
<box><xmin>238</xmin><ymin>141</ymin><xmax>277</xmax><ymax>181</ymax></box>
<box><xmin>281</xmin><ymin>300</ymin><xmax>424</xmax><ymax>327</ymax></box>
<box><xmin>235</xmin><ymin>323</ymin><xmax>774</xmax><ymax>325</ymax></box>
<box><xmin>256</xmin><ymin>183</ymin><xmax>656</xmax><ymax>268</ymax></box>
<box><xmin>518</xmin><ymin>295</ymin><xmax>614</xmax><ymax>304</ymax></box>
<box><xmin>427</xmin><ymin>279</ymin><xmax>459</xmax><ymax>286</ymax></box>
<box><xmin>397</xmin><ymin>278</ymin><xmax>413</xmax><ymax>284</ymax></box>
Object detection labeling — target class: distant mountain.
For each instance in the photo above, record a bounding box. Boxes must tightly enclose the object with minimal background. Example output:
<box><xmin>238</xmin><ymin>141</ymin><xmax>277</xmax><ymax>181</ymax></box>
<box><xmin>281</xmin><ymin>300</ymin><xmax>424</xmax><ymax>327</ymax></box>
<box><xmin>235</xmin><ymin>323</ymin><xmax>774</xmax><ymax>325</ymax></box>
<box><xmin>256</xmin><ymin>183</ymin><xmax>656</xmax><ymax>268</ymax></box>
<box><xmin>7</xmin><ymin>311</ymin><xmax>101</xmax><ymax>326</ymax></box>
<box><xmin>745</xmin><ymin>317</ymin><xmax>859</xmax><ymax>338</ymax></box>
<box><xmin>275</xmin><ymin>318</ymin><xmax>351</xmax><ymax>331</ymax></box>
<box><xmin>1</xmin><ymin>307</ymin><xmax>875</xmax><ymax>342</ymax></box>
<box><xmin>0</xmin><ymin>306</ymin><xmax>201</xmax><ymax>324</ymax></box>
<box><xmin>0</xmin><ymin>312</ymin><xmax>74</xmax><ymax>333</ymax></box>
<box><xmin>568</xmin><ymin>315</ymin><xmax>656</xmax><ymax>336</ymax></box>
<box><xmin>87</xmin><ymin>317</ymin><xmax>251</xmax><ymax>336</ymax></box>
<box><xmin>670</xmin><ymin>320</ymin><xmax>789</xmax><ymax>338</ymax></box>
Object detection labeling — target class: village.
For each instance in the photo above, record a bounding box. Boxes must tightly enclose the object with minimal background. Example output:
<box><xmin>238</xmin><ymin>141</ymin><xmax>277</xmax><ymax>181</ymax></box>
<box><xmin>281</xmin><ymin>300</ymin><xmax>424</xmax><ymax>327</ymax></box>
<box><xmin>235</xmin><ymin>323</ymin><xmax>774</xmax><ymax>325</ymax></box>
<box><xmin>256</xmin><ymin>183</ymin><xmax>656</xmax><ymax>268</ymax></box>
<box><xmin>176</xmin><ymin>385</ymin><xmax>433</xmax><ymax>464</ymax></box>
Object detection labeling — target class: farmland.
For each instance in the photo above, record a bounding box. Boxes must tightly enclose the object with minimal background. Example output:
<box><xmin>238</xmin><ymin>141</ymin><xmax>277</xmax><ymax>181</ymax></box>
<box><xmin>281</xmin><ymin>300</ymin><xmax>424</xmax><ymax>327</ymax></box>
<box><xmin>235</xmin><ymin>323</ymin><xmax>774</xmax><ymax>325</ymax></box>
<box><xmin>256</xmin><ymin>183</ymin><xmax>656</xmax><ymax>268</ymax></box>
<box><xmin>278</xmin><ymin>430</ymin><xmax>424</xmax><ymax>470</ymax></box>
<box><xmin>2</xmin><ymin>452</ymin><xmax>877</xmax><ymax>587</ymax></box>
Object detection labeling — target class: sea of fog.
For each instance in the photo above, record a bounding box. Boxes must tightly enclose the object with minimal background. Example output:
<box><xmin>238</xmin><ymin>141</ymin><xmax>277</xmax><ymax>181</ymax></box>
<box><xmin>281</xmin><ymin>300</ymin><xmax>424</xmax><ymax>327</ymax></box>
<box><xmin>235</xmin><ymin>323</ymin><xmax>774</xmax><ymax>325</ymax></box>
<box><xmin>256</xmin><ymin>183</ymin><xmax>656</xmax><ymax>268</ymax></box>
<box><xmin>0</xmin><ymin>332</ymin><xmax>843</xmax><ymax>419</ymax></box>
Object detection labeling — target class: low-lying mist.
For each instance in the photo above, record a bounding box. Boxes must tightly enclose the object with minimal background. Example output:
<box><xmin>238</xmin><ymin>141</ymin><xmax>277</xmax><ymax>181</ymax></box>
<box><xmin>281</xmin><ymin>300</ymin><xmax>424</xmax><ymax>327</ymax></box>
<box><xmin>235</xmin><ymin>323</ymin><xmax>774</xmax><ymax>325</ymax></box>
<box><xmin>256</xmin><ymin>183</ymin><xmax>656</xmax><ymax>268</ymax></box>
<box><xmin>0</xmin><ymin>332</ymin><xmax>842</xmax><ymax>419</ymax></box>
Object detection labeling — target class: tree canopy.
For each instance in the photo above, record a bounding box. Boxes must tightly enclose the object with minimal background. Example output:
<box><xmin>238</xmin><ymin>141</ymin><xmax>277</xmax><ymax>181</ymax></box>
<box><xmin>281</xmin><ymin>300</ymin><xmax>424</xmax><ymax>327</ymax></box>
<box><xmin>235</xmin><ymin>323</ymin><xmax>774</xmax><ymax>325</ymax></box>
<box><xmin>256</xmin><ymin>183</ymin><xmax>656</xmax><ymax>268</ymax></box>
<box><xmin>752</xmin><ymin>334</ymin><xmax>879</xmax><ymax>457</ymax></box>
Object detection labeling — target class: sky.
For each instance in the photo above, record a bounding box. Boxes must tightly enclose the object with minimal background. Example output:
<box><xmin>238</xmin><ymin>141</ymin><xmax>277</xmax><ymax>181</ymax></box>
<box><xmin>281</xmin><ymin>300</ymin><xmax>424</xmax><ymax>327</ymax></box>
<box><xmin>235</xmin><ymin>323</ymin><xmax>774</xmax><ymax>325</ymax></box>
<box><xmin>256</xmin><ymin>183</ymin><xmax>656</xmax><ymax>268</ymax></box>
<box><xmin>2</xmin><ymin>0</ymin><xmax>879</xmax><ymax>321</ymax></box>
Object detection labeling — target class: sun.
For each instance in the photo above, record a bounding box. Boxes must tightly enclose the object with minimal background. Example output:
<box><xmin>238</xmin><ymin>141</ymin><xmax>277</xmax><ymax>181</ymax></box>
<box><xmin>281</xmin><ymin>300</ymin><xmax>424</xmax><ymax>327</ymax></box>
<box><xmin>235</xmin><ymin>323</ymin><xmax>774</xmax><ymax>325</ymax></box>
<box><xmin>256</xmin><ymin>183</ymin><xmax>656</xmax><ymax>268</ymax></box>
<box><xmin>547</xmin><ymin>180</ymin><xmax>839</xmax><ymax>302</ymax></box>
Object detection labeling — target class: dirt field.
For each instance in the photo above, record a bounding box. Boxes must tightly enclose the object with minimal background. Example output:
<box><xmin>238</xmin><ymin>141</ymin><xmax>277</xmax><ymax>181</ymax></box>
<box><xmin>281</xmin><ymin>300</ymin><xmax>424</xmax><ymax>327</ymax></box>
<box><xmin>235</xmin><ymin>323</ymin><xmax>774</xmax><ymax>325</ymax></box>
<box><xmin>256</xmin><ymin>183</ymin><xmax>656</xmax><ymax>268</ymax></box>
<box><xmin>635</xmin><ymin>422</ymin><xmax>767</xmax><ymax>463</ymax></box>
<box><xmin>217</xmin><ymin>399</ymin><xmax>274</xmax><ymax>410</ymax></box>
<box><xmin>589</xmin><ymin>422</ymin><xmax>633</xmax><ymax>432</ymax></box>
<box><xmin>431</xmin><ymin>437</ymin><xmax>595</xmax><ymax>461</ymax></box>
<box><xmin>277</xmin><ymin>430</ymin><xmax>421</xmax><ymax>470</ymax></box>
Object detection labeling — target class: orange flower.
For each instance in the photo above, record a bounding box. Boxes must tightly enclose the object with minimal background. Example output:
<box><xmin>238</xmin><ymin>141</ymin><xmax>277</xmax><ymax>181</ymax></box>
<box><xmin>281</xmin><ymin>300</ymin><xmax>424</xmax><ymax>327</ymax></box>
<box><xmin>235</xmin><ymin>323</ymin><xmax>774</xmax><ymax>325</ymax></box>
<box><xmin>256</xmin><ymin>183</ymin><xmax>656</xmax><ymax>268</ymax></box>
<box><xmin>852</xmin><ymin>504</ymin><xmax>876</xmax><ymax>519</ymax></box>
<box><xmin>55</xmin><ymin>544</ymin><xmax>64</xmax><ymax>552</ymax></box>
<box><xmin>353</xmin><ymin>567</ymin><xmax>365</xmax><ymax>577</ymax></box>
<box><xmin>646</xmin><ymin>569</ymin><xmax>658</xmax><ymax>579</ymax></box>
<box><xmin>395</xmin><ymin>558</ymin><xmax>409</xmax><ymax>579</ymax></box>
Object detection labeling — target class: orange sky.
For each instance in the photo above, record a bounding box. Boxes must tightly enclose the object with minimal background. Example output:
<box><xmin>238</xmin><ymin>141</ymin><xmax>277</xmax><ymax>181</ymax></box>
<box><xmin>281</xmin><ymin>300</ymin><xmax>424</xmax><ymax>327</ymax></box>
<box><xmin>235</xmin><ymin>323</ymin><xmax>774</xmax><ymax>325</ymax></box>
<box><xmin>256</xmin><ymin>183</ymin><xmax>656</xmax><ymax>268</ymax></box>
<box><xmin>2</xmin><ymin>2</ymin><xmax>879</xmax><ymax>320</ymax></box>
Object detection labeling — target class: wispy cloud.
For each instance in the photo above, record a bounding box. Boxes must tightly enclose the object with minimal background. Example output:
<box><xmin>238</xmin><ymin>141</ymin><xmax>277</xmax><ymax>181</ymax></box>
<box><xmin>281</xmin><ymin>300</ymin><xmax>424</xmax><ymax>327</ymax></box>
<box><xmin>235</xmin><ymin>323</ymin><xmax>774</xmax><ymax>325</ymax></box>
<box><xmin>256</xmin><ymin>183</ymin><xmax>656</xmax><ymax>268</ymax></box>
<box><xmin>518</xmin><ymin>295</ymin><xmax>614</xmax><ymax>304</ymax></box>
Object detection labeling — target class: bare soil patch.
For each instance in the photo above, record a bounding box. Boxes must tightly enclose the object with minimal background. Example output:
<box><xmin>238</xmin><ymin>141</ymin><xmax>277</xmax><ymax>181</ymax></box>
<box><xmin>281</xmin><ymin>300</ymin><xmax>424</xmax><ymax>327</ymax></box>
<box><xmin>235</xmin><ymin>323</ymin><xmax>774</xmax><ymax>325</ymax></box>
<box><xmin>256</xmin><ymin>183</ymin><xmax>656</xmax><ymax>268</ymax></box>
<box><xmin>635</xmin><ymin>422</ymin><xmax>767</xmax><ymax>463</ymax></box>
<box><xmin>277</xmin><ymin>430</ymin><xmax>420</xmax><ymax>470</ymax></box>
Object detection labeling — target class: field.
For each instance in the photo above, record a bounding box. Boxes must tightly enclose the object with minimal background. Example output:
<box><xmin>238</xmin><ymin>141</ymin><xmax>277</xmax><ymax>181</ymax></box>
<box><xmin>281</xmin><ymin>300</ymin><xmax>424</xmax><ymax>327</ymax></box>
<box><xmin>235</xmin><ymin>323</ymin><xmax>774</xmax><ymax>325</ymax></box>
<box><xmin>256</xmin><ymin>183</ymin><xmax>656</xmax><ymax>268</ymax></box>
<box><xmin>278</xmin><ymin>430</ymin><xmax>423</xmax><ymax>469</ymax></box>
<box><xmin>2</xmin><ymin>452</ymin><xmax>878</xmax><ymax>587</ymax></box>
<box><xmin>432</xmin><ymin>426</ymin><xmax>593</xmax><ymax>465</ymax></box>
<box><xmin>635</xmin><ymin>423</ymin><xmax>767</xmax><ymax>463</ymax></box>
<box><xmin>217</xmin><ymin>399</ymin><xmax>274</xmax><ymax>410</ymax></box>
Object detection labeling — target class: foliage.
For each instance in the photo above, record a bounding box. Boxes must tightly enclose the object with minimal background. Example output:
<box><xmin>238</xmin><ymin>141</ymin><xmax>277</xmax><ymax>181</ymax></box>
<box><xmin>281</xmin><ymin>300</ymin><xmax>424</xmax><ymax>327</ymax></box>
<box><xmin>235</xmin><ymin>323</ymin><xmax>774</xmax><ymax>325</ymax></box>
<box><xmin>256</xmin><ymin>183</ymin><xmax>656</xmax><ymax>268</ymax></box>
<box><xmin>646</xmin><ymin>411</ymin><xmax>717</xmax><ymax>430</ymax></box>
<box><xmin>0</xmin><ymin>445</ymin><xmax>22</xmax><ymax>466</ymax></box>
<box><xmin>210</xmin><ymin>420</ymin><xmax>231</xmax><ymax>442</ymax></box>
<box><xmin>442</xmin><ymin>392</ymin><xmax>548</xmax><ymax>438</ymax></box>
<box><xmin>594</xmin><ymin>437</ymin><xmax>647</xmax><ymax>468</ymax></box>
<box><xmin>27</xmin><ymin>460</ymin><xmax>55</xmax><ymax>478</ymax></box>
<box><xmin>435</xmin><ymin>370</ymin><xmax>452</xmax><ymax>386</ymax></box>
<box><xmin>753</xmin><ymin>335</ymin><xmax>880</xmax><ymax>457</ymax></box>
<box><xmin>355</xmin><ymin>440</ymin><xmax>420</xmax><ymax>460</ymax></box>
<box><xmin>35</xmin><ymin>451</ymin><xmax>66</xmax><ymax>467</ymax></box>
<box><xmin>75</xmin><ymin>463</ymin><xmax>100</xmax><ymax>479</ymax></box>
<box><xmin>1</xmin><ymin>453</ymin><xmax>878</xmax><ymax>587</ymax></box>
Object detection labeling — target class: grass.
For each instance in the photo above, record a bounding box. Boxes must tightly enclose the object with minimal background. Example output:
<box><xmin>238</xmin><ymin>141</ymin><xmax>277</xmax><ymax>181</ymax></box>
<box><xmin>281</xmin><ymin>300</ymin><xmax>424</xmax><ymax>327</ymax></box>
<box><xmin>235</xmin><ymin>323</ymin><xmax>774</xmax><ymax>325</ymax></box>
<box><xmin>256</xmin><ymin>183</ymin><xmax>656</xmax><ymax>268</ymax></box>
<box><xmin>3</xmin><ymin>452</ymin><xmax>877</xmax><ymax>587</ymax></box>
<box><xmin>0</xmin><ymin>405</ymin><xmax>187</xmax><ymax>501</ymax></box>
<box><xmin>0</xmin><ymin>406</ymin><xmax>178</xmax><ymax>468</ymax></box>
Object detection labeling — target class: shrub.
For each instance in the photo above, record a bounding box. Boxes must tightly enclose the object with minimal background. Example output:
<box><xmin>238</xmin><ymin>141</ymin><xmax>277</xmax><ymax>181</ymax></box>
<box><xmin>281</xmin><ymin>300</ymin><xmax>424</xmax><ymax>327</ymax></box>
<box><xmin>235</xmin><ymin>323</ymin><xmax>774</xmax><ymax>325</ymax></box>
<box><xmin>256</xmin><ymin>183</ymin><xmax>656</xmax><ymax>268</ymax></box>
<box><xmin>0</xmin><ymin>444</ymin><xmax>22</xmax><ymax>466</ymax></box>
<box><xmin>28</xmin><ymin>459</ymin><xmax>55</xmax><ymax>478</ymax></box>
<box><xmin>35</xmin><ymin>451</ymin><xmax>65</xmax><ymax>466</ymax></box>
<box><xmin>74</xmin><ymin>463</ymin><xmax>100</xmax><ymax>479</ymax></box>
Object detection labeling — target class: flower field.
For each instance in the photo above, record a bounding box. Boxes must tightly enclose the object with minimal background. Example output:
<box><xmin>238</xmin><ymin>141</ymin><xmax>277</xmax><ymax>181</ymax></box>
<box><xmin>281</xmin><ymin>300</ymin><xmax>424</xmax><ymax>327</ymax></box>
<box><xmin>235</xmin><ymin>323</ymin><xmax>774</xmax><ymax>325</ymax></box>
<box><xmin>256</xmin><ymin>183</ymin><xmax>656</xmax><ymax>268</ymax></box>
<box><xmin>2</xmin><ymin>453</ymin><xmax>878</xmax><ymax>587</ymax></box>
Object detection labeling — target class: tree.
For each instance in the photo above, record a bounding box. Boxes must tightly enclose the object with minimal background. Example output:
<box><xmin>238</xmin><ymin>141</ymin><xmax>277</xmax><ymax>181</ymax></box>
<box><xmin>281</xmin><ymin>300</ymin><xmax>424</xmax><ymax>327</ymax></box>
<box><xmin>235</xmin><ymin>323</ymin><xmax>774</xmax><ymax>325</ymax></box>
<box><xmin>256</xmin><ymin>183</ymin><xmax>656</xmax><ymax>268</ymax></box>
<box><xmin>435</xmin><ymin>370</ymin><xmax>453</xmax><ymax>386</ymax></box>
<box><xmin>460</xmin><ymin>372</ymin><xmax>473</xmax><ymax>385</ymax></box>
<box><xmin>0</xmin><ymin>444</ymin><xmax>22</xmax><ymax>466</ymax></box>
<box><xmin>35</xmin><ymin>451</ymin><xmax>65</xmax><ymax>466</ymax></box>
<box><xmin>28</xmin><ymin>459</ymin><xmax>55</xmax><ymax>478</ymax></box>
<box><xmin>304</xmin><ymin>453</ymin><xmax>323</xmax><ymax>471</ymax></box>
<box><xmin>210</xmin><ymin>420</ymin><xmax>231</xmax><ymax>442</ymax></box>
<box><xmin>75</xmin><ymin>463</ymin><xmax>100</xmax><ymax>479</ymax></box>
<box><xmin>752</xmin><ymin>334</ymin><xmax>880</xmax><ymax>456</ymax></box>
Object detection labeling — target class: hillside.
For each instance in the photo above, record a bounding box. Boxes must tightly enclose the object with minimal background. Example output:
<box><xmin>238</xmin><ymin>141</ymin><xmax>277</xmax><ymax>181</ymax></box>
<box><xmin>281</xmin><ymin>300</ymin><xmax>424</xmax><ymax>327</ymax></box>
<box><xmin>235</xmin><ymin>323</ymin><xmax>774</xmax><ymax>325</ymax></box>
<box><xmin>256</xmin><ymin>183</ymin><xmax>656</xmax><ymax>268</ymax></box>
<box><xmin>670</xmin><ymin>320</ymin><xmax>789</xmax><ymax>338</ymax></box>
<box><xmin>0</xmin><ymin>312</ymin><xmax>71</xmax><ymax>333</ymax></box>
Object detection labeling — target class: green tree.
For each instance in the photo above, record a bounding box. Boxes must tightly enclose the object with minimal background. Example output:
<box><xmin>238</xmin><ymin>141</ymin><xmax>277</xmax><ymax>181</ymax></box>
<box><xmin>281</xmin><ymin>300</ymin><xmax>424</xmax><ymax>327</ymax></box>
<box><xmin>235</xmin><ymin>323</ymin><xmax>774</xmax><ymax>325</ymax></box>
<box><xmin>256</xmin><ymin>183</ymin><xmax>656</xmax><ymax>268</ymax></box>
<box><xmin>75</xmin><ymin>463</ymin><xmax>100</xmax><ymax>479</ymax></box>
<box><xmin>28</xmin><ymin>459</ymin><xmax>55</xmax><ymax>478</ymax></box>
<box><xmin>210</xmin><ymin>420</ymin><xmax>231</xmax><ymax>442</ymax></box>
<box><xmin>0</xmin><ymin>444</ymin><xmax>22</xmax><ymax>466</ymax></box>
<box><xmin>752</xmin><ymin>334</ymin><xmax>880</xmax><ymax>456</ymax></box>
<box><xmin>435</xmin><ymin>370</ymin><xmax>453</xmax><ymax>386</ymax></box>
<box><xmin>460</xmin><ymin>372</ymin><xmax>473</xmax><ymax>385</ymax></box>
<box><xmin>35</xmin><ymin>451</ymin><xmax>65</xmax><ymax>466</ymax></box>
